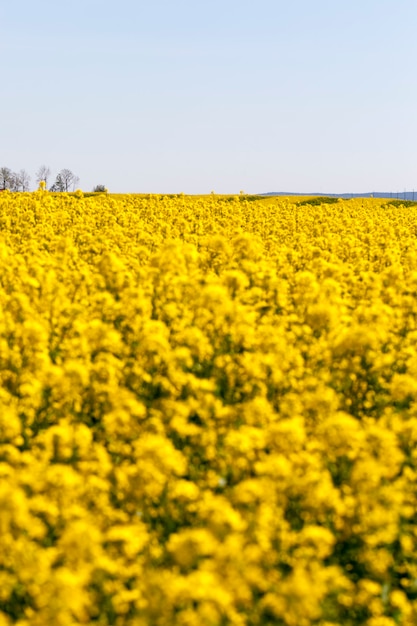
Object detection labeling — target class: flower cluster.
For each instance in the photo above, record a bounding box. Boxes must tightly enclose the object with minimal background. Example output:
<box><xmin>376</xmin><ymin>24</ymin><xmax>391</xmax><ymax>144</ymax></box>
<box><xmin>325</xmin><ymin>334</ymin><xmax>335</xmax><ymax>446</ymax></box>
<box><xmin>0</xmin><ymin>190</ymin><xmax>417</xmax><ymax>625</ymax></box>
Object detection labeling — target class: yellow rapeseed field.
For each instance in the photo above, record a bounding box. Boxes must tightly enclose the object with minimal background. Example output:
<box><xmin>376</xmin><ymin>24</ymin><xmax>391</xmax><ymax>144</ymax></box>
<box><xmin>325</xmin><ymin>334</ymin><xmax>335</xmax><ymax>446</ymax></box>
<box><xmin>1</xmin><ymin>189</ymin><xmax>417</xmax><ymax>625</ymax></box>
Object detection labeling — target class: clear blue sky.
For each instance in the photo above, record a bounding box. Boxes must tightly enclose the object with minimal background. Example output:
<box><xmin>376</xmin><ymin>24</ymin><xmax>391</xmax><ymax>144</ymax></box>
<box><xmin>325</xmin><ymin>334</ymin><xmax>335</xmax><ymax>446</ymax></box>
<box><xmin>2</xmin><ymin>0</ymin><xmax>417</xmax><ymax>194</ymax></box>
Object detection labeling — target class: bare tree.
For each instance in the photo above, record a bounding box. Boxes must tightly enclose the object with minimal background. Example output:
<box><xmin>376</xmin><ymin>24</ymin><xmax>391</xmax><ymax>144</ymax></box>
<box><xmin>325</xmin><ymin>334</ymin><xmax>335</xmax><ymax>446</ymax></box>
<box><xmin>9</xmin><ymin>172</ymin><xmax>19</xmax><ymax>191</ymax></box>
<box><xmin>13</xmin><ymin>169</ymin><xmax>31</xmax><ymax>191</ymax></box>
<box><xmin>36</xmin><ymin>165</ymin><xmax>51</xmax><ymax>188</ymax></box>
<box><xmin>72</xmin><ymin>174</ymin><xmax>80</xmax><ymax>191</ymax></box>
<box><xmin>0</xmin><ymin>167</ymin><xmax>14</xmax><ymax>190</ymax></box>
<box><xmin>21</xmin><ymin>169</ymin><xmax>31</xmax><ymax>191</ymax></box>
<box><xmin>50</xmin><ymin>169</ymin><xmax>79</xmax><ymax>192</ymax></box>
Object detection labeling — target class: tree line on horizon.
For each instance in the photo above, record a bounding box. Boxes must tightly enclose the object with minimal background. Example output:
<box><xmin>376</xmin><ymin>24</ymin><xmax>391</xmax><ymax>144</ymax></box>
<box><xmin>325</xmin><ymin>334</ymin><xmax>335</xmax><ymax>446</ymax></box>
<box><xmin>0</xmin><ymin>165</ymin><xmax>106</xmax><ymax>193</ymax></box>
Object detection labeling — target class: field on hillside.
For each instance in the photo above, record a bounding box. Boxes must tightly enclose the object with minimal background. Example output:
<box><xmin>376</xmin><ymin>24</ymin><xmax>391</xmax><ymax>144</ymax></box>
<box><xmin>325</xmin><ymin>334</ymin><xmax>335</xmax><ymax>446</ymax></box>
<box><xmin>1</xmin><ymin>190</ymin><xmax>417</xmax><ymax>625</ymax></box>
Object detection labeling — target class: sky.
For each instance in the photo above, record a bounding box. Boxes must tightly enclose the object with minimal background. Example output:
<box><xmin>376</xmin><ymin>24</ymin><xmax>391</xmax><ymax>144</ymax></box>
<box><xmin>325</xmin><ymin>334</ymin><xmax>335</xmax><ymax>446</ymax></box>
<box><xmin>2</xmin><ymin>0</ymin><xmax>417</xmax><ymax>194</ymax></box>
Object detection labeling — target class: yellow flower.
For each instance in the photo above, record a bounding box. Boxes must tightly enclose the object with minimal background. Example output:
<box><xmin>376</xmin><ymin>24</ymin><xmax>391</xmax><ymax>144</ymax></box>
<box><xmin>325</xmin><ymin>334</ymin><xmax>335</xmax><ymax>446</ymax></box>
<box><xmin>1</xmin><ymin>192</ymin><xmax>417</xmax><ymax>624</ymax></box>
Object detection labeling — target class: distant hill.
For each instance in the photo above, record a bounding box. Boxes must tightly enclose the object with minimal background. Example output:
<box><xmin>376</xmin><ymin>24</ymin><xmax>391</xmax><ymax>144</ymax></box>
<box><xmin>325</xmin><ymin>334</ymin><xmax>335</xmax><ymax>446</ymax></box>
<box><xmin>260</xmin><ymin>191</ymin><xmax>417</xmax><ymax>201</ymax></box>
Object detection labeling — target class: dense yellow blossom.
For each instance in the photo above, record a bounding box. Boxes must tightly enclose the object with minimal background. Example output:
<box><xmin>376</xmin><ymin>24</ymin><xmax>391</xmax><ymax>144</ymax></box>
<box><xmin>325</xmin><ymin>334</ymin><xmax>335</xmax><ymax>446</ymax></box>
<box><xmin>1</xmin><ymin>191</ymin><xmax>417</xmax><ymax>624</ymax></box>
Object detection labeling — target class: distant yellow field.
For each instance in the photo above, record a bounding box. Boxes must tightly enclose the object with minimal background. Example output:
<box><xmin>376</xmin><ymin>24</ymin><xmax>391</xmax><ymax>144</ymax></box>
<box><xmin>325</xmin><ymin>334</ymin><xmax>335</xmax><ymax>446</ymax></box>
<box><xmin>1</xmin><ymin>189</ymin><xmax>417</xmax><ymax>625</ymax></box>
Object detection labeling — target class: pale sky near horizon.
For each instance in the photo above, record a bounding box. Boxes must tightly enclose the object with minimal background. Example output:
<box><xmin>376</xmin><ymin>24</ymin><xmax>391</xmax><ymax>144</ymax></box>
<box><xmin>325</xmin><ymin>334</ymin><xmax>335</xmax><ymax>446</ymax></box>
<box><xmin>2</xmin><ymin>0</ymin><xmax>417</xmax><ymax>194</ymax></box>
